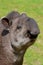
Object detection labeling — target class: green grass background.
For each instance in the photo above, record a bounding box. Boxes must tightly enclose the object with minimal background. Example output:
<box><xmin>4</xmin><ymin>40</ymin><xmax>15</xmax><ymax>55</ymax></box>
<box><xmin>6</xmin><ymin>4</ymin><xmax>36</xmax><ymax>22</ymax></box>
<box><xmin>0</xmin><ymin>0</ymin><xmax>43</xmax><ymax>65</ymax></box>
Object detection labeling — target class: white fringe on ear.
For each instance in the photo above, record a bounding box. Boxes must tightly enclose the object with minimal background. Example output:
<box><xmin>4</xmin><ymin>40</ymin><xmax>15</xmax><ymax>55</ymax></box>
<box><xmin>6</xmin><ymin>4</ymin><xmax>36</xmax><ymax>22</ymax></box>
<box><xmin>1</xmin><ymin>16</ymin><xmax>6</xmax><ymax>20</ymax></box>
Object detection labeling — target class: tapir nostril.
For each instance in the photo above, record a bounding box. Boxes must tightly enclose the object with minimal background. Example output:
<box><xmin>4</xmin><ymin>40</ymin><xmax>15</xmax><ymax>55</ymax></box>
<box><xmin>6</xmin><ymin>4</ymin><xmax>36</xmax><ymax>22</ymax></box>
<box><xmin>30</xmin><ymin>31</ymin><xmax>39</xmax><ymax>39</ymax></box>
<box><xmin>30</xmin><ymin>34</ymin><xmax>38</xmax><ymax>39</ymax></box>
<box><xmin>26</xmin><ymin>30</ymin><xmax>39</xmax><ymax>39</ymax></box>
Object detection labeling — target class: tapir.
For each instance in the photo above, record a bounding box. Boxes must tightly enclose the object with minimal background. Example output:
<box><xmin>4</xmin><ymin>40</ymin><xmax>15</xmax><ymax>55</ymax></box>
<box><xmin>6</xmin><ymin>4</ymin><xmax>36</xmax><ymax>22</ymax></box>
<box><xmin>0</xmin><ymin>11</ymin><xmax>40</xmax><ymax>65</ymax></box>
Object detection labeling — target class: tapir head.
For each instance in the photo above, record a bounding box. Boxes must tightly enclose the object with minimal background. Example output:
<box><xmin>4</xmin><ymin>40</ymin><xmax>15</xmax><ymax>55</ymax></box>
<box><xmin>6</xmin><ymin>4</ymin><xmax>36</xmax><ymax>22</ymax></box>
<box><xmin>1</xmin><ymin>13</ymin><xmax>40</xmax><ymax>51</ymax></box>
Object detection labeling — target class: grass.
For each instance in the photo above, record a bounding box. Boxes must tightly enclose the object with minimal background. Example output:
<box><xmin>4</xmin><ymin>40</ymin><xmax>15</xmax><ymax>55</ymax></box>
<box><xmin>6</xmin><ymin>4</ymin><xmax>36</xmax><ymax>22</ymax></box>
<box><xmin>0</xmin><ymin>0</ymin><xmax>43</xmax><ymax>65</ymax></box>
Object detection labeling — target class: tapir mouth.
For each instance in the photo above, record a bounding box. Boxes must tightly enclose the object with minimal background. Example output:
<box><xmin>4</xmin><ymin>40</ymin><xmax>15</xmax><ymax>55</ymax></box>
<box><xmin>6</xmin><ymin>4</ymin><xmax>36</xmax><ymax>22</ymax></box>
<box><xmin>25</xmin><ymin>30</ymin><xmax>38</xmax><ymax>39</ymax></box>
<box><xmin>29</xmin><ymin>34</ymin><xmax>38</xmax><ymax>39</ymax></box>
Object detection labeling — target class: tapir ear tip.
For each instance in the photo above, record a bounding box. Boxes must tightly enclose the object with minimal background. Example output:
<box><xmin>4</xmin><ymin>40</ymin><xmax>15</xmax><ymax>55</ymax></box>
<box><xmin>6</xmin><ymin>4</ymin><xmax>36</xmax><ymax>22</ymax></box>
<box><xmin>1</xmin><ymin>17</ymin><xmax>9</xmax><ymax>27</ymax></box>
<box><xmin>1</xmin><ymin>17</ymin><xmax>9</xmax><ymax>23</ymax></box>
<box><xmin>1</xmin><ymin>17</ymin><xmax>12</xmax><ymax>27</ymax></box>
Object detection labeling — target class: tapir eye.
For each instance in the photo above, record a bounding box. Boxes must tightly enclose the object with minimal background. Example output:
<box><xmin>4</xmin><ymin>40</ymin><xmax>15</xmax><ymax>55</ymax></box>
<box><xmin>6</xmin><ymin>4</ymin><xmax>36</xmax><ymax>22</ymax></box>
<box><xmin>1</xmin><ymin>29</ymin><xmax>9</xmax><ymax>36</ymax></box>
<box><xmin>17</xmin><ymin>26</ymin><xmax>22</xmax><ymax>29</ymax></box>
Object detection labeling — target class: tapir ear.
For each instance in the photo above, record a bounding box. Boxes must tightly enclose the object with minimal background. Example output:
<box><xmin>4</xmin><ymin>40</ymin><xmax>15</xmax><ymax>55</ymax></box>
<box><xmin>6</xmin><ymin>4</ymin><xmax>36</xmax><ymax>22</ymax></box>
<box><xmin>1</xmin><ymin>17</ymin><xmax>12</xmax><ymax>28</ymax></box>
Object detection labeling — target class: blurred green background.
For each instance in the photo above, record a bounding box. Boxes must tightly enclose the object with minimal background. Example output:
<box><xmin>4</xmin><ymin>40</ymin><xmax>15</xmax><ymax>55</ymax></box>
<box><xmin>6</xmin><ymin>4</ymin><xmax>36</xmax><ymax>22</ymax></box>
<box><xmin>0</xmin><ymin>0</ymin><xmax>43</xmax><ymax>65</ymax></box>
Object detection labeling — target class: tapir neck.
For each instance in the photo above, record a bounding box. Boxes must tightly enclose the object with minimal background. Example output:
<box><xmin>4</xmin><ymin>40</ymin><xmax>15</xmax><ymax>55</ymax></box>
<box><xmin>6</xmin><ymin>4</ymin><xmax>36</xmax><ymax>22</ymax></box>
<box><xmin>12</xmin><ymin>49</ymin><xmax>26</xmax><ymax>65</ymax></box>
